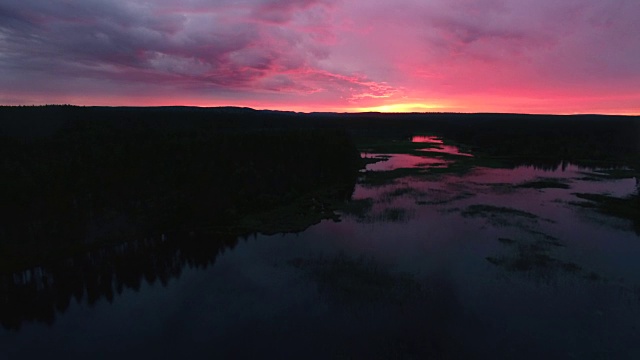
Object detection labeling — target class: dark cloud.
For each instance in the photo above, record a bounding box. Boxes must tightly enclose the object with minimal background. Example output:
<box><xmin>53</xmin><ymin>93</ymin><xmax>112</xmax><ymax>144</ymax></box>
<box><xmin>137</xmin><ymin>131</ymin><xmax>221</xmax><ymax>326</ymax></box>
<box><xmin>0</xmin><ymin>0</ymin><xmax>341</xmax><ymax>94</ymax></box>
<box><xmin>431</xmin><ymin>17</ymin><xmax>527</xmax><ymax>46</ymax></box>
<box><xmin>253</xmin><ymin>0</ymin><xmax>332</xmax><ymax>23</ymax></box>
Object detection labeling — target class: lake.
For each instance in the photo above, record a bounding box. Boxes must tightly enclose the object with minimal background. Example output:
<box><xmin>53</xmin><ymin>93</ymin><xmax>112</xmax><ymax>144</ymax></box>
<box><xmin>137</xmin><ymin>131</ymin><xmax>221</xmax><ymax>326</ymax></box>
<box><xmin>2</xmin><ymin>136</ymin><xmax>639</xmax><ymax>359</ymax></box>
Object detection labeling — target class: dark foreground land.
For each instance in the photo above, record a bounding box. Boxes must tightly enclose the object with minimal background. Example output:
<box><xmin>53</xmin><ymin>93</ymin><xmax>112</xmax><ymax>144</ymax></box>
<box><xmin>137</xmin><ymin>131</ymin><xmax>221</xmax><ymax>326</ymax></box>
<box><xmin>1</xmin><ymin>106</ymin><xmax>639</xmax><ymax>358</ymax></box>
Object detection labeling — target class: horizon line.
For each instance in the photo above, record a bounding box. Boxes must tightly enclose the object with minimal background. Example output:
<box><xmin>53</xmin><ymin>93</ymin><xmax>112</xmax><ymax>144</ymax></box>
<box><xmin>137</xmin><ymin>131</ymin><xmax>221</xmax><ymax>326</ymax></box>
<box><xmin>2</xmin><ymin>104</ymin><xmax>639</xmax><ymax>117</ymax></box>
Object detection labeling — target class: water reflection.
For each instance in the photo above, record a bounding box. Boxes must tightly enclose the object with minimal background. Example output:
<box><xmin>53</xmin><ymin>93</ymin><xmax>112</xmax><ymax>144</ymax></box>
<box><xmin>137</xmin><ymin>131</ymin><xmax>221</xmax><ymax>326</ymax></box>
<box><xmin>411</xmin><ymin>135</ymin><xmax>473</xmax><ymax>157</ymax></box>
<box><xmin>2</xmin><ymin>134</ymin><xmax>640</xmax><ymax>358</ymax></box>
<box><xmin>0</xmin><ymin>232</ymin><xmax>239</xmax><ymax>330</ymax></box>
<box><xmin>418</xmin><ymin>146</ymin><xmax>474</xmax><ymax>157</ymax></box>
<box><xmin>411</xmin><ymin>135</ymin><xmax>444</xmax><ymax>144</ymax></box>
<box><xmin>340</xmin><ymin>149</ymin><xmax>640</xmax><ymax>357</ymax></box>
<box><xmin>362</xmin><ymin>153</ymin><xmax>449</xmax><ymax>171</ymax></box>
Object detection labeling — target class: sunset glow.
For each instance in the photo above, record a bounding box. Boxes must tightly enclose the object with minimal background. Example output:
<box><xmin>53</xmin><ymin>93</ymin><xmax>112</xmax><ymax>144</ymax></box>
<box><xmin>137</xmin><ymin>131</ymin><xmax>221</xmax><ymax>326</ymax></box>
<box><xmin>353</xmin><ymin>103</ymin><xmax>449</xmax><ymax>113</ymax></box>
<box><xmin>1</xmin><ymin>0</ymin><xmax>639</xmax><ymax>114</ymax></box>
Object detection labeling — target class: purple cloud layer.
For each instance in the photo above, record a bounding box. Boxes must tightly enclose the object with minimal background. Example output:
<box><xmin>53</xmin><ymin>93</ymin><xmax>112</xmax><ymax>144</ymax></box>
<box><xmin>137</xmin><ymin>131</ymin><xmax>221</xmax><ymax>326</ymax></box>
<box><xmin>1</xmin><ymin>0</ymin><xmax>638</xmax><ymax>113</ymax></box>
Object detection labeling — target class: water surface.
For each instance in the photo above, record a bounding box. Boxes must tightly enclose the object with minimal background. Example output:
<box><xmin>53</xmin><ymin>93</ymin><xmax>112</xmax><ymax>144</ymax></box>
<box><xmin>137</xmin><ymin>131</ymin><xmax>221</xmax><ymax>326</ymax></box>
<box><xmin>2</xmin><ymin>137</ymin><xmax>639</xmax><ymax>359</ymax></box>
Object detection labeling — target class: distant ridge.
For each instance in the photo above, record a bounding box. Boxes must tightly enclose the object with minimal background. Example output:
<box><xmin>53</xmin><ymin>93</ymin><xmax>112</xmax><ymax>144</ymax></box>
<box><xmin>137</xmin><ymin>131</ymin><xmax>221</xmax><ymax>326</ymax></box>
<box><xmin>1</xmin><ymin>104</ymin><xmax>638</xmax><ymax>117</ymax></box>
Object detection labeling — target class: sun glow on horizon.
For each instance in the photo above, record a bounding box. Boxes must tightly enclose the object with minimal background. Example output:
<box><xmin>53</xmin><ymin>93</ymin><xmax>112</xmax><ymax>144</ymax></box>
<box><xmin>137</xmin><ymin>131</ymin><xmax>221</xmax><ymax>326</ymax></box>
<box><xmin>351</xmin><ymin>103</ymin><xmax>453</xmax><ymax>113</ymax></box>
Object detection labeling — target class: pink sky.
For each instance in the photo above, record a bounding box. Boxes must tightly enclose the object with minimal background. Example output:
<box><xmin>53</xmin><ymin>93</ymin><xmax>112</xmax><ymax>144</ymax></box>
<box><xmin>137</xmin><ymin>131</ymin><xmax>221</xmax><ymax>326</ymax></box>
<box><xmin>1</xmin><ymin>0</ymin><xmax>639</xmax><ymax>114</ymax></box>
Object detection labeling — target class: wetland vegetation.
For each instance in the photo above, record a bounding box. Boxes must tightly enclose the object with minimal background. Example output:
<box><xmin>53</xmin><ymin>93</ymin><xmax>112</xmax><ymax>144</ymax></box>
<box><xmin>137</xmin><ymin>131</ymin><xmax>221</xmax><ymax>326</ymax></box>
<box><xmin>1</xmin><ymin>106</ymin><xmax>639</xmax><ymax>358</ymax></box>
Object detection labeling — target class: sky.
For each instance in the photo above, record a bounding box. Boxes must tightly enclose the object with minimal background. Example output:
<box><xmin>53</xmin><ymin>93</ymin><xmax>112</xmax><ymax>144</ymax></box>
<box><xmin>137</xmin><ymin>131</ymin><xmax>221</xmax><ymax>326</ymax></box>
<box><xmin>1</xmin><ymin>0</ymin><xmax>639</xmax><ymax>114</ymax></box>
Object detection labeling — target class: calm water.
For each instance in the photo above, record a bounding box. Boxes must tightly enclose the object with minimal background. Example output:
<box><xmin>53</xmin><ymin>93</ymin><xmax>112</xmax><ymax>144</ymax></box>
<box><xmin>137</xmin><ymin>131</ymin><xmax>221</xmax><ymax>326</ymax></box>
<box><xmin>3</xmin><ymin>138</ymin><xmax>640</xmax><ymax>359</ymax></box>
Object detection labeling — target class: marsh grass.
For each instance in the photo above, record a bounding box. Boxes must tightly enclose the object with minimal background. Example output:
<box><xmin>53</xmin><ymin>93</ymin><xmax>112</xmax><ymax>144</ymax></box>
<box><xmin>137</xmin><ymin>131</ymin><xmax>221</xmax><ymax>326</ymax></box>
<box><xmin>349</xmin><ymin>207</ymin><xmax>416</xmax><ymax>224</ymax></box>
<box><xmin>380</xmin><ymin>208</ymin><xmax>413</xmax><ymax>222</ymax></box>
<box><xmin>356</xmin><ymin>137</ymin><xmax>483</xmax><ymax>186</ymax></box>
<box><xmin>358</xmin><ymin>140</ymin><xmax>440</xmax><ymax>155</ymax></box>
<box><xmin>460</xmin><ymin>205</ymin><xmax>549</xmax><ymax>228</ymax></box>
<box><xmin>288</xmin><ymin>254</ymin><xmax>425</xmax><ymax>307</ymax></box>
<box><xmin>378</xmin><ymin>186</ymin><xmax>429</xmax><ymax>204</ymax></box>
<box><xmin>573</xmin><ymin>193</ymin><xmax>640</xmax><ymax>219</ymax></box>
<box><xmin>486</xmin><ymin>237</ymin><xmax>598</xmax><ymax>281</ymax></box>
<box><xmin>462</xmin><ymin>205</ymin><xmax>540</xmax><ymax>219</ymax></box>
<box><xmin>415</xmin><ymin>190</ymin><xmax>476</xmax><ymax>206</ymax></box>
<box><xmin>572</xmin><ymin>193</ymin><xmax>640</xmax><ymax>234</ymax></box>
<box><xmin>339</xmin><ymin>198</ymin><xmax>375</xmax><ymax>218</ymax></box>
<box><xmin>357</xmin><ymin>159</ymin><xmax>480</xmax><ymax>187</ymax></box>
<box><xmin>360</xmin><ymin>156</ymin><xmax>389</xmax><ymax>168</ymax></box>
<box><xmin>387</xmin><ymin>187</ymin><xmax>416</xmax><ymax>197</ymax></box>
<box><xmin>516</xmin><ymin>178</ymin><xmax>571</xmax><ymax>189</ymax></box>
<box><xmin>497</xmin><ymin>237</ymin><xmax>516</xmax><ymax>245</ymax></box>
<box><xmin>358</xmin><ymin>168</ymin><xmax>427</xmax><ymax>186</ymax></box>
<box><xmin>236</xmin><ymin>189</ymin><xmax>344</xmax><ymax>235</ymax></box>
<box><xmin>522</xmin><ymin>229</ymin><xmax>562</xmax><ymax>244</ymax></box>
<box><xmin>594</xmin><ymin>168</ymin><xmax>639</xmax><ymax>179</ymax></box>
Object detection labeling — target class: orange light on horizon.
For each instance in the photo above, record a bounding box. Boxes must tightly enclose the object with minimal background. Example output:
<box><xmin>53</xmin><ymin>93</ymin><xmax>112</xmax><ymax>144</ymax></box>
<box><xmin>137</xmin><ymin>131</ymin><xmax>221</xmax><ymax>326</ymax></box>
<box><xmin>350</xmin><ymin>103</ymin><xmax>452</xmax><ymax>113</ymax></box>
<box><xmin>6</xmin><ymin>92</ymin><xmax>638</xmax><ymax>115</ymax></box>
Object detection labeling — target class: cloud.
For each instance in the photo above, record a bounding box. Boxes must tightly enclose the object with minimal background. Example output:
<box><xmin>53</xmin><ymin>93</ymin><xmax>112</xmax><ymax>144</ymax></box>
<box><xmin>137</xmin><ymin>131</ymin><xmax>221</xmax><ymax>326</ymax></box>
<box><xmin>252</xmin><ymin>0</ymin><xmax>334</xmax><ymax>23</ymax></box>
<box><xmin>0</xmin><ymin>0</ymin><xmax>638</xmax><ymax>113</ymax></box>
<box><xmin>0</xmin><ymin>0</ymin><xmax>393</xmax><ymax>104</ymax></box>
<box><xmin>0</xmin><ymin>3</ymin><xmax>275</xmax><ymax>82</ymax></box>
<box><xmin>337</xmin><ymin>0</ymin><xmax>640</xmax><ymax>98</ymax></box>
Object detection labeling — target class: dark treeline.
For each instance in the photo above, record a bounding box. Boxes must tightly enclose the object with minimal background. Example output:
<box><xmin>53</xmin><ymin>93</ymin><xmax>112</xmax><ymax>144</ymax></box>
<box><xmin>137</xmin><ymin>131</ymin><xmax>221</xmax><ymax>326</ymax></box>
<box><xmin>1</xmin><ymin>107</ymin><xmax>361</xmax><ymax>265</ymax></box>
<box><xmin>2</xmin><ymin>106</ymin><xmax>638</xmax><ymax>164</ymax></box>
<box><xmin>1</xmin><ymin>106</ymin><xmax>362</xmax><ymax>329</ymax></box>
